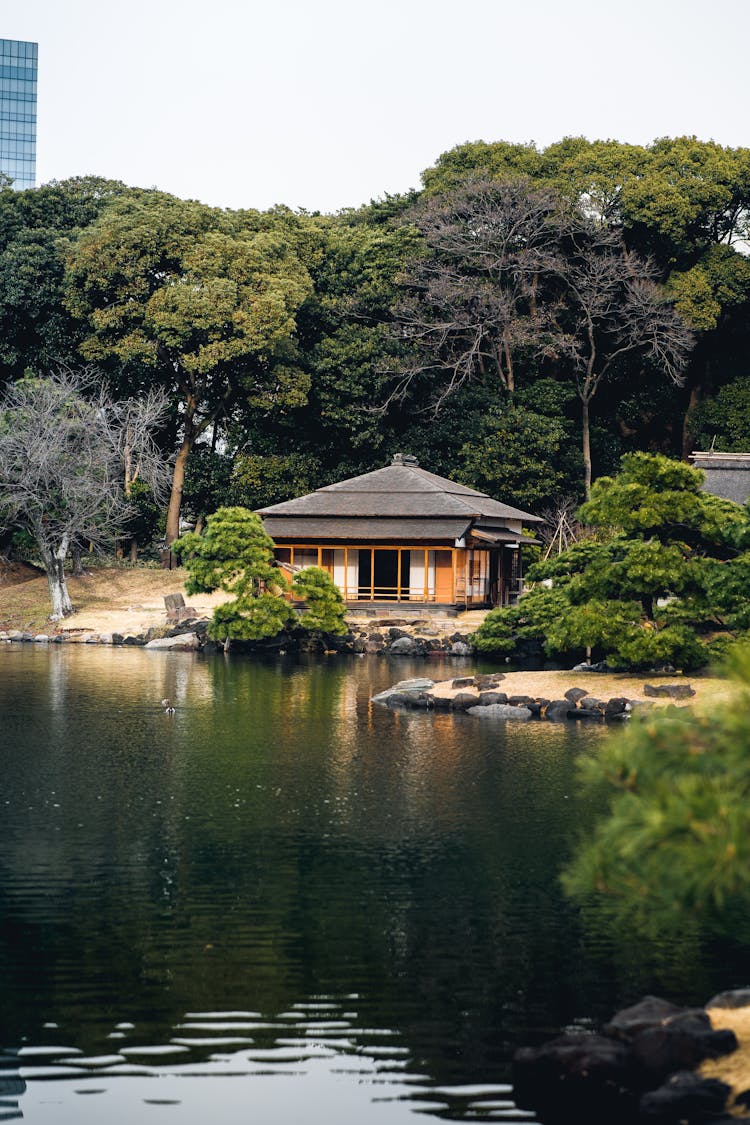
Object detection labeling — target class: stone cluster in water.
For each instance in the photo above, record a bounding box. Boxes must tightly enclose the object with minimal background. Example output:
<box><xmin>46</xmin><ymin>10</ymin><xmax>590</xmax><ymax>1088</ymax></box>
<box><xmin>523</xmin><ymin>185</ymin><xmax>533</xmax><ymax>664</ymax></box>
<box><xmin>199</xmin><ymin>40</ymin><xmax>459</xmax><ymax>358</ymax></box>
<box><xmin>0</xmin><ymin>623</ymin><xmax>206</xmax><ymax>650</ymax></box>
<box><xmin>513</xmin><ymin>992</ymin><xmax>750</xmax><ymax>1124</ymax></box>
<box><xmin>372</xmin><ymin>676</ymin><xmax>694</xmax><ymax>720</ymax></box>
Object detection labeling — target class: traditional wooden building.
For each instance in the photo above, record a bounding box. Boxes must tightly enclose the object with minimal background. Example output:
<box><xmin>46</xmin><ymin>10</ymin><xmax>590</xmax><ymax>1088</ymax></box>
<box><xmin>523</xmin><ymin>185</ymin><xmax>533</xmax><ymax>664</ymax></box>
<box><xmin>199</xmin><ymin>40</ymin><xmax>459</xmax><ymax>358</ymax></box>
<box><xmin>257</xmin><ymin>454</ymin><xmax>541</xmax><ymax>609</ymax></box>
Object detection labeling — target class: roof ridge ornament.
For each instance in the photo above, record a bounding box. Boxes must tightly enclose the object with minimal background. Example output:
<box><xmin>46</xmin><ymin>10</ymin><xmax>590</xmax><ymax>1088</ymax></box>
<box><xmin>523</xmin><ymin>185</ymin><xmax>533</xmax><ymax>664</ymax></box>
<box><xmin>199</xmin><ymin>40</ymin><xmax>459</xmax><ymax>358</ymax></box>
<box><xmin>391</xmin><ymin>453</ymin><xmax>419</xmax><ymax>466</ymax></box>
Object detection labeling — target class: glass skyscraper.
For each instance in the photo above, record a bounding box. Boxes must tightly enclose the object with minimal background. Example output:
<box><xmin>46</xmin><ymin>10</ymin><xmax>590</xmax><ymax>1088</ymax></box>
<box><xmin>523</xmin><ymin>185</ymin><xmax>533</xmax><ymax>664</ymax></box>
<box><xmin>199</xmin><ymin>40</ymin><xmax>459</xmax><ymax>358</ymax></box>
<box><xmin>0</xmin><ymin>38</ymin><xmax>37</xmax><ymax>190</ymax></box>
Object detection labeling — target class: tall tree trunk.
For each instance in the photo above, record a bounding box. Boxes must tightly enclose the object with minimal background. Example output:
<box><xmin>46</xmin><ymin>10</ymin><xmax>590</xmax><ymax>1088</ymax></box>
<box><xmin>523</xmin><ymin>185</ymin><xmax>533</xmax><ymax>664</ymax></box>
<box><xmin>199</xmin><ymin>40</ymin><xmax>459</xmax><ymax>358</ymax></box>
<box><xmin>129</xmin><ymin>538</ymin><xmax>138</xmax><ymax>563</ymax></box>
<box><xmin>41</xmin><ymin>539</ymin><xmax>73</xmax><ymax>620</ymax></box>
<box><xmin>71</xmin><ymin>544</ymin><xmax>84</xmax><ymax>576</ymax></box>
<box><xmin>582</xmin><ymin>397</ymin><xmax>592</xmax><ymax>500</ymax></box>
<box><xmin>681</xmin><ymin>382</ymin><xmax>702</xmax><ymax>461</ymax></box>
<box><xmin>163</xmin><ymin>428</ymin><xmax>194</xmax><ymax>567</ymax></box>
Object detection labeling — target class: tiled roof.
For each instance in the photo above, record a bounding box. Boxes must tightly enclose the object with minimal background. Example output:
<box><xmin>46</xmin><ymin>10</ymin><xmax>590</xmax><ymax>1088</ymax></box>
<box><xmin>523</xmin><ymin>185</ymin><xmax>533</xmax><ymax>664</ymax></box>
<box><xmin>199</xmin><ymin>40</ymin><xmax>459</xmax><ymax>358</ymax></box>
<box><xmin>690</xmin><ymin>452</ymin><xmax>750</xmax><ymax>506</ymax></box>
<box><xmin>258</xmin><ymin>458</ymin><xmax>541</xmax><ymax>523</ymax></box>
<box><xmin>261</xmin><ymin>517</ymin><xmax>474</xmax><ymax>542</ymax></box>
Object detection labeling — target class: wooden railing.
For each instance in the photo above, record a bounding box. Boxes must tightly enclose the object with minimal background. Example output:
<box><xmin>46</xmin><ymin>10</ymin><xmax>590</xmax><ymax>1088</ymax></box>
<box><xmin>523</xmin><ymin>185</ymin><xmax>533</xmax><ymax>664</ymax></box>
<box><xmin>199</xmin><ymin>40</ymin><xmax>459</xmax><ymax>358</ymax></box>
<box><xmin>349</xmin><ymin>585</ymin><xmax>438</xmax><ymax>602</ymax></box>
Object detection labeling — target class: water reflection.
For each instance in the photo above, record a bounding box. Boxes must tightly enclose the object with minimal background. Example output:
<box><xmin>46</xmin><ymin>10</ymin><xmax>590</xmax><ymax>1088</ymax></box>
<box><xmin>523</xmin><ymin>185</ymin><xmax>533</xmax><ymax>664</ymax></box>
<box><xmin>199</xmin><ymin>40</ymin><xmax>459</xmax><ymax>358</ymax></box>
<box><xmin>0</xmin><ymin>647</ymin><xmax>745</xmax><ymax>1123</ymax></box>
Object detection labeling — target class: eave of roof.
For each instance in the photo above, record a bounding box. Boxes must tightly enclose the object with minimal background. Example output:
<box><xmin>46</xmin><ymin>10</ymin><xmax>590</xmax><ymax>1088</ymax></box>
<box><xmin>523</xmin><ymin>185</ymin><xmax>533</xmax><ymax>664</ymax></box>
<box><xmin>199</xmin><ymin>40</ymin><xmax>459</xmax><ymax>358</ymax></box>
<box><xmin>260</xmin><ymin>516</ymin><xmax>474</xmax><ymax>541</ymax></box>
<box><xmin>258</xmin><ymin>461</ymin><xmax>541</xmax><ymax>523</ymax></box>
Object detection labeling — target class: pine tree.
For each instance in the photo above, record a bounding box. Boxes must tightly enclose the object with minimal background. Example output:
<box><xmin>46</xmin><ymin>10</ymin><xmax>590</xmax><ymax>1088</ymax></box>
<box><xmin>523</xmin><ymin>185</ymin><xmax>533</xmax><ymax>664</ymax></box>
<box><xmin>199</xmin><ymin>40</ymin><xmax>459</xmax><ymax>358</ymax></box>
<box><xmin>173</xmin><ymin>507</ymin><xmax>295</xmax><ymax>642</ymax></box>
<box><xmin>562</xmin><ymin>647</ymin><xmax>750</xmax><ymax>938</ymax></box>
<box><xmin>473</xmin><ymin>453</ymin><xmax>750</xmax><ymax>670</ymax></box>
<box><xmin>292</xmin><ymin>566</ymin><xmax>348</xmax><ymax>635</ymax></box>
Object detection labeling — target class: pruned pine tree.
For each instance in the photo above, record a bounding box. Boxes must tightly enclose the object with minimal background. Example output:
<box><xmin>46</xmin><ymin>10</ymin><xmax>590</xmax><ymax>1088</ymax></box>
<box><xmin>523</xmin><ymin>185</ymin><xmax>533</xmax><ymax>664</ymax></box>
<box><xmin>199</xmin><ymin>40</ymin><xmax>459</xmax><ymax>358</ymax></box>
<box><xmin>173</xmin><ymin>507</ymin><xmax>295</xmax><ymax>644</ymax></box>
<box><xmin>292</xmin><ymin>566</ymin><xmax>348</xmax><ymax>635</ymax></box>
<box><xmin>562</xmin><ymin>646</ymin><xmax>750</xmax><ymax>937</ymax></box>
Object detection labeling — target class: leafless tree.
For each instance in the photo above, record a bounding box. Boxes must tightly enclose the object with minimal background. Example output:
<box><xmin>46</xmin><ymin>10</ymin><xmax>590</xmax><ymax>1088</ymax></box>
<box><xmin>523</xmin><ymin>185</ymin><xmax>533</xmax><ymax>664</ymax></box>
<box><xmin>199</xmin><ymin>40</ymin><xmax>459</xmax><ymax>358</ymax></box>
<box><xmin>556</xmin><ymin>231</ymin><xmax>694</xmax><ymax>496</ymax></box>
<box><xmin>0</xmin><ymin>368</ymin><xmax>169</xmax><ymax>620</ymax></box>
<box><xmin>538</xmin><ymin>498</ymin><xmax>591</xmax><ymax>558</ymax></box>
<box><xmin>393</xmin><ymin>178</ymin><xmax>570</xmax><ymax>403</ymax></box>
<box><xmin>392</xmin><ymin>178</ymin><xmax>693</xmax><ymax>496</ymax></box>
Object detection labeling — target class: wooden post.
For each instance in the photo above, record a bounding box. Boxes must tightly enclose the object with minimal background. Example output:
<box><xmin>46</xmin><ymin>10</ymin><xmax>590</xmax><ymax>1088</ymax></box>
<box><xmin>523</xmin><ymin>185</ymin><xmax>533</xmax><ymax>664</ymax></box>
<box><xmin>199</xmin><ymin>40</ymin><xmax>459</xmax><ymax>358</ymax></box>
<box><xmin>451</xmin><ymin>548</ymin><xmax>456</xmax><ymax>604</ymax></box>
<box><xmin>397</xmin><ymin>549</ymin><xmax>402</xmax><ymax>602</ymax></box>
<box><xmin>370</xmin><ymin>548</ymin><xmax>375</xmax><ymax>601</ymax></box>
<box><xmin>423</xmin><ymin>548</ymin><xmax>428</xmax><ymax>602</ymax></box>
<box><xmin>317</xmin><ymin>546</ymin><xmax>322</xmax><ymax>567</ymax></box>
<box><xmin>344</xmin><ymin>546</ymin><xmax>349</xmax><ymax>600</ymax></box>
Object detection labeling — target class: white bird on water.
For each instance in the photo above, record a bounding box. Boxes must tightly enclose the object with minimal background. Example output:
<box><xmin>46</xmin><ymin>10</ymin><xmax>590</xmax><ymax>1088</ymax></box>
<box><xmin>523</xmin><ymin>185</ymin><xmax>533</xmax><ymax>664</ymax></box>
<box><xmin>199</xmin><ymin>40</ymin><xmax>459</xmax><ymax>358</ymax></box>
<box><xmin>161</xmin><ymin>698</ymin><xmax>176</xmax><ymax>714</ymax></box>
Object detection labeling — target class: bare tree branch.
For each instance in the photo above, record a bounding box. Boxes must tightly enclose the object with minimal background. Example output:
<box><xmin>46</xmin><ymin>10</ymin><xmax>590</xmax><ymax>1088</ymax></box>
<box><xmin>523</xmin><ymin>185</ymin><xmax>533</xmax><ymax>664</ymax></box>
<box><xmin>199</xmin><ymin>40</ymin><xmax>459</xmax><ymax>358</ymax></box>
<box><xmin>0</xmin><ymin>366</ymin><xmax>170</xmax><ymax>619</ymax></box>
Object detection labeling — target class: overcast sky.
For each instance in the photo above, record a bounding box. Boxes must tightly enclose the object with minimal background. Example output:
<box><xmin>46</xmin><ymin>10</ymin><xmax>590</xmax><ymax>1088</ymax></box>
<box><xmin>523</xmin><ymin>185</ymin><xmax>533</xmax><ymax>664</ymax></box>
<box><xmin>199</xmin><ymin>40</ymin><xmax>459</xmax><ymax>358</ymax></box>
<box><xmin>5</xmin><ymin>0</ymin><xmax>750</xmax><ymax>213</ymax></box>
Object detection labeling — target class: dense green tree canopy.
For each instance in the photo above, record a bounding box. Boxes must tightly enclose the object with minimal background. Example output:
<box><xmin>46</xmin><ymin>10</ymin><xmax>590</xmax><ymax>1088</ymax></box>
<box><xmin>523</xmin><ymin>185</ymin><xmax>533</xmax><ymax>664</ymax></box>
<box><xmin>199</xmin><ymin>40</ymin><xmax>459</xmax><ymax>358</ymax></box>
<box><xmin>420</xmin><ymin>136</ymin><xmax>750</xmax><ymax>461</ymax></box>
<box><xmin>0</xmin><ymin>177</ymin><xmax>125</xmax><ymax>381</ymax></box>
<box><xmin>63</xmin><ymin>192</ymin><xmax>313</xmax><ymax>544</ymax></box>
<box><xmin>0</xmin><ymin>135</ymin><xmax>746</xmax><ymax>560</ymax></box>
<box><xmin>474</xmin><ymin>453</ymin><xmax>750</xmax><ymax>670</ymax></box>
<box><xmin>562</xmin><ymin>648</ymin><xmax>750</xmax><ymax>938</ymax></box>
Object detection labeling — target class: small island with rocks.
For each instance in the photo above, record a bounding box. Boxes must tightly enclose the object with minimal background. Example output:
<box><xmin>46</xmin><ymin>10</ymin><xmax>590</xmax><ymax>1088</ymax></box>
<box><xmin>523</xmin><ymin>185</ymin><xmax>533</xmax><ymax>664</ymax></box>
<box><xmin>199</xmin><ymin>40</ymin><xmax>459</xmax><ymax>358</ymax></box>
<box><xmin>372</xmin><ymin>671</ymin><xmax>710</xmax><ymax>722</ymax></box>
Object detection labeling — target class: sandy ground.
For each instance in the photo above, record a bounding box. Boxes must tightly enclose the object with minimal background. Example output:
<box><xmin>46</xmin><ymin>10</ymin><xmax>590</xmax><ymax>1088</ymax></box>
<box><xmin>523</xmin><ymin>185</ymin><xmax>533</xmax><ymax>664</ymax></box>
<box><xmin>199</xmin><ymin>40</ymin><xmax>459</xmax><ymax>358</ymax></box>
<box><xmin>427</xmin><ymin>669</ymin><xmax>735</xmax><ymax>710</ymax></box>
<box><xmin>0</xmin><ymin>566</ymin><xmax>231</xmax><ymax>636</ymax></box>
<box><xmin>0</xmin><ymin>567</ymin><xmax>490</xmax><ymax>637</ymax></box>
<box><xmin>701</xmin><ymin>1007</ymin><xmax>750</xmax><ymax>1111</ymax></box>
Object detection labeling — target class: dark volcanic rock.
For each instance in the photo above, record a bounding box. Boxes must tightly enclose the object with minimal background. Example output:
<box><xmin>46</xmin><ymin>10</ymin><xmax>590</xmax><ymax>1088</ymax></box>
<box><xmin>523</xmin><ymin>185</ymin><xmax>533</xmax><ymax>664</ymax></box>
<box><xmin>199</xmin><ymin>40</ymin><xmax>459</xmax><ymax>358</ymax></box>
<box><xmin>451</xmin><ymin>692</ymin><xmax>479</xmax><ymax>711</ymax></box>
<box><xmin>451</xmin><ymin>677</ymin><xmax>475</xmax><ymax>688</ymax></box>
<box><xmin>385</xmin><ymin>692</ymin><xmax>413</xmax><ymax>708</ymax></box>
<box><xmin>389</xmin><ymin>636</ymin><xmax>423</xmax><ymax>655</ymax></box>
<box><xmin>564</xmin><ymin>686</ymin><xmax>589</xmax><ymax>704</ymax></box>
<box><xmin>707</xmin><ymin>988</ymin><xmax>750</xmax><ymax>1010</ymax></box>
<box><xmin>639</xmin><ymin>1070</ymin><xmax>730</xmax><ymax>1122</ymax></box>
<box><xmin>604</xmin><ymin>997</ymin><xmax>709</xmax><ymax>1043</ymax></box>
<box><xmin>475</xmin><ymin>673</ymin><xmax>504</xmax><ymax>688</ymax></box>
<box><xmin>405</xmin><ymin>693</ymin><xmax>433</xmax><ymax>709</ymax></box>
<box><xmin>513</xmin><ymin>1033</ymin><xmax>636</xmax><ymax>1125</ymax></box>
<box><xmin>630</xmin><ymin>1023</ymin><xmax>737</xmax><ymax>1084</ymax></box>
<box><xmin>477</xmin><ymin>691</ymin><xmax>508</xmax><ymax>706</ymax></box>
<box><xmin>516</xmin><ymin>994</ymin><xmax>740</xmax><ymax>1125</ymax></box>
<box><xmin>387</xmin><ymin>628</ymin><xmax>409</xmax><ymax>641</ymax></box>
<box><xmin>545</xmin><ymin>699</ymin><xmax>573</xmax><ymax>720</ymax></box>
<box><xmin>430</xmin><ymin>694</ymin><xmax>453</xmax><ymax>709</ymax></box>
<box><xmin>644</xmin><ymin>683</ymin><xmax>696</xmax><ymax>699</ymax></box>
<box><xmin>605</xmin><ymin>696</ymin><xmax>630</xmax><ymax>716</ymax></box>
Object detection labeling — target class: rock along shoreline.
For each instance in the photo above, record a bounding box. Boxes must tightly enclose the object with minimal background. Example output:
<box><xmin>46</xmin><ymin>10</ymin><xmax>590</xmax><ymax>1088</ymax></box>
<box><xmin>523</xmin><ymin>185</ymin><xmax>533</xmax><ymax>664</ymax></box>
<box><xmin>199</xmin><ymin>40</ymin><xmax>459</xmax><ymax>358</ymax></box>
<box><xmin>372</xmin><ymin>673</ymin><xmax>696</xmax><ymax>722</ymax></box>
<box><xmin>0</xmin><ymin>608</ymin><xmax>480</xmax><ymax>655</ymax></box>
<box><xmin>513</xmin><ymin>991</ymin><xmax>750</xmax><ymax>1124</ymax></box>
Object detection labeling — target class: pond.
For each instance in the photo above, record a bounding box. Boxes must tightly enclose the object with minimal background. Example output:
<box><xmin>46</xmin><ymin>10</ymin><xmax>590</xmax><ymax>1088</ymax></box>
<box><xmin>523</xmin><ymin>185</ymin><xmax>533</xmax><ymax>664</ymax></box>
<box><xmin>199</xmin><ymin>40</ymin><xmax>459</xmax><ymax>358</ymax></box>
<box><xmin>0</xmin><ymin>647</ymin><xmax>744</xmax><ymax>1124</ymax></box>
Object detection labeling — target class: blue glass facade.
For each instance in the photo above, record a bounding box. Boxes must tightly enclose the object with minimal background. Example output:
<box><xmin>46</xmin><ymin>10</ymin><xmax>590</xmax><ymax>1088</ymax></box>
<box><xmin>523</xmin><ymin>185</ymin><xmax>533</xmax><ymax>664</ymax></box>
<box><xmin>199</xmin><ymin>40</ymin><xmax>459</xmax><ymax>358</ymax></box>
<box><xmin>0</xmin><ymin>38</ymin><xmax>37</xmax><ymax>190</ymax></box>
